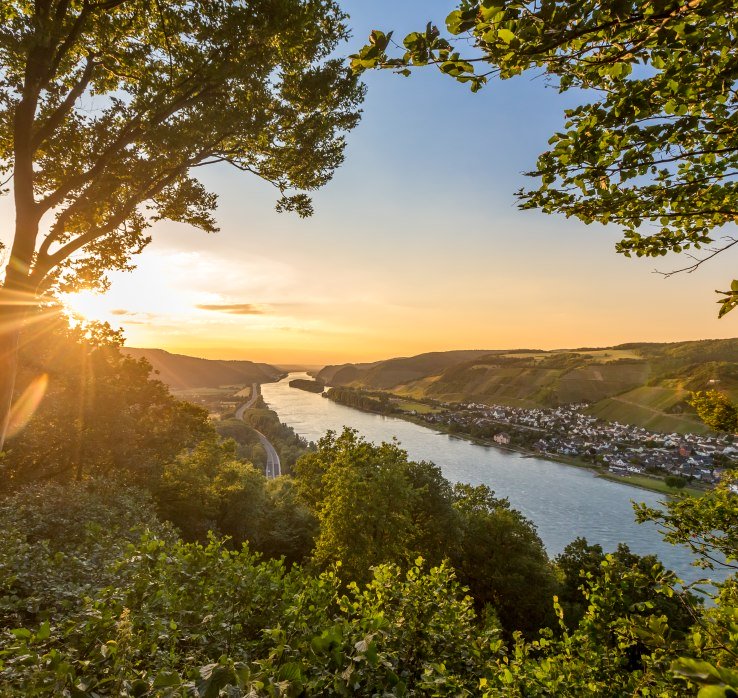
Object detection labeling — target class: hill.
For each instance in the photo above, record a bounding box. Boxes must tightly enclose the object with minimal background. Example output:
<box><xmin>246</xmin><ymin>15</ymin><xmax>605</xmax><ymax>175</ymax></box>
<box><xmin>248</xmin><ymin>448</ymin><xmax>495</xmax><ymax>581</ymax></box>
<box><xmin>318</xmin><ymin>340</ymin><xmax>738</xmax><ymax>434</ymax></box>
<box><xmin>123</xmin><ymin>348</ymin><xmax>284</xmax><ymax>391</ymax></box>
<box><xmin>315</xmin><ymin>350</ymin><xmax>498</xmax><ymax>390</ymax></box>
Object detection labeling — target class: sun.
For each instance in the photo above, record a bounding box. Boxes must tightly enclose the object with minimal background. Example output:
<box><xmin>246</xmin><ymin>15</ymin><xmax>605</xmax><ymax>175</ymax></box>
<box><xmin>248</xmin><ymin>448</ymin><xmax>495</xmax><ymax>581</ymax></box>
<box><xmin>60</xmin><ymin>290</ymin><xmax>116</xmax><ymax>325</ymax></box>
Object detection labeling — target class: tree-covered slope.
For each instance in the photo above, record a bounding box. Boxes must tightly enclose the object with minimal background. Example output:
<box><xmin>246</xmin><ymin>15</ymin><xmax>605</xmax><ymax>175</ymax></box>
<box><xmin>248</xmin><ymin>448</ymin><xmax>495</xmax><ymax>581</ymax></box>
<box><xmin>316</xmin><ymin>350</ymin><xmax>499</xmax><ymax>390</ymax></box>
<box><xmin>123</xmin><ymin>348</ymin><xmax>284</xmax><ymax>390</ymax></box>
<box><xmin>320</xmin><ymin>340</ymin><xmax>738</xmax><ymax>433</ymax></box>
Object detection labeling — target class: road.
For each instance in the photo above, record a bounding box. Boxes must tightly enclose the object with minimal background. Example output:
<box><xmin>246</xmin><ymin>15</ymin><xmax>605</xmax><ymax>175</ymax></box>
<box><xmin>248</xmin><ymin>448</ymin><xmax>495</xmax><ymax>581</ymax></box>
<box><xmin>255</xmin><ymin>429</ymin><xmax>281</xmax><ymax>478</ymax></box>
<box><xmin>234</xmin><ymin>383</ymin><xmax>281</xmax><ymax>478</ymax></box>
<box><xmin>234</xmin><ymin>383</ymin><xmax>260</xmax><ymax>419</ymax></box>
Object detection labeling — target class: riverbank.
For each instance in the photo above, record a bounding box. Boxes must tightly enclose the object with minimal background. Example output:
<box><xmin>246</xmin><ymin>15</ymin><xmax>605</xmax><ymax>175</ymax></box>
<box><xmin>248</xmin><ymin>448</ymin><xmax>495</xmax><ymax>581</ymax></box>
<box><xmin>323</xmin><ymin>395</ymin><xmax>703</xmax><ymax>497</ymax></box>
<box><xmin>598</xmin><ymin>472</ymin><xmax>704</xmax><ymax>497</ymax></box>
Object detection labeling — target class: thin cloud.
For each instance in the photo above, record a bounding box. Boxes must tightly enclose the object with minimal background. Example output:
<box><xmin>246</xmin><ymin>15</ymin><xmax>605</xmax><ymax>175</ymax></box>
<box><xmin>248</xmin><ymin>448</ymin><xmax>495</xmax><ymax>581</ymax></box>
<box><xmin>110</xmin><ymin>309</ymin><xmax>156</xmax><ymax>321</ymax></box>
<box><xmin>196</xmin><ymin>303</ymin><xmax>266</xmax><ymax>315</ymax></box>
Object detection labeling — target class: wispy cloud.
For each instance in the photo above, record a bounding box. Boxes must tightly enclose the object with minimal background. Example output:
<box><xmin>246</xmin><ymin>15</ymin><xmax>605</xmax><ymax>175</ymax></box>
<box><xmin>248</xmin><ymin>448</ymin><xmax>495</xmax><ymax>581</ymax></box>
<box><xmin>196</xmin><ymin>303</ymin><xmax>266</xmax><ymax>315</ymax></box>
<box><xmin>108</xmin><ymin>308</ymin><xmax>157</xmax><ymax>324</ymax></box>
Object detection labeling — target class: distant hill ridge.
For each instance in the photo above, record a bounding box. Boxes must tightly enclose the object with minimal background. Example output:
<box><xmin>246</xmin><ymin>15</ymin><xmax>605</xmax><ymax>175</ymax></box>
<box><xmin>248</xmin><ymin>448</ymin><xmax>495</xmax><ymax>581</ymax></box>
<box><xmin>316</xmin><ymin>350</ymin><xmax>498</xmax><ymax>390</ymax></box>
<box><xmin>316</xmin><ymin>339</ymin><xmax>738</xmax><ymax>435</ymax></box>
<box><xmin>124</xmin><ymin>348</ymin><xmax>284</xmax><ymax>391</ymax></box>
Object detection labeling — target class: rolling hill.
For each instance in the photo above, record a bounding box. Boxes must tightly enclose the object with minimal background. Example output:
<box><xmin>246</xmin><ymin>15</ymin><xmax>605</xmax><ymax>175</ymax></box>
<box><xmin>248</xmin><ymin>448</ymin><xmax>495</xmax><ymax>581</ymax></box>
<box><xmin>315</xmin><ymin>350</ymin><xmax>499</xmax><ymax>390</ymax></box>
<box><xmin>123</xmin><ymin>348</ymin><xmax>284</xmax><ymax>391</ymax></box>
<box><xmin>317</xmin><ymin>340</ymin><xmax>738</xmax><ymax>434</ymax></box>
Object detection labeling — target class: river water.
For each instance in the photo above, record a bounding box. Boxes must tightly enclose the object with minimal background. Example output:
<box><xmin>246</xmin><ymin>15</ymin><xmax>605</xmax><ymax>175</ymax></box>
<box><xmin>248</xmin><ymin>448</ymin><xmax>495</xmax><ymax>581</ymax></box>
<box><xmin>263</xmin><ymin>373</ymin><xmax>710</xmax><ymax>584</ymax></box>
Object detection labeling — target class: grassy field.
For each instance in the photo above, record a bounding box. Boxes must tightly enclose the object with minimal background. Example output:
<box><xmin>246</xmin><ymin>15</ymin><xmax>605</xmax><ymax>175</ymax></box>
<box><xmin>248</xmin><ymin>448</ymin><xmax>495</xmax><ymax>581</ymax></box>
<box><xmin>392</xmin><ymin>399</ymin><xmax>442</xmax><ymax>415</ymax></box>
<box><xmin>587</xmin><ymin>386</ymin><xmax>711</xmax><ymax>435</ymax></box>
<box><xmin>502</xmin><ymin>349</ymin><xmax>643</xmax><ymax>362</ymax></box>
<box><xmin>598</xmin><ymin>472</ymin><xmax>704</xmax><ymax>497</ymax></box>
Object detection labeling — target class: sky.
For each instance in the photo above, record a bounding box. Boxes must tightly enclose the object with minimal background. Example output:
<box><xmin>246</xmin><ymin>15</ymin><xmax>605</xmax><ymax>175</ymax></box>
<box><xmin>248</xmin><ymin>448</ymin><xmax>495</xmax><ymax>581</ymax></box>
<box><xmin>5</xmin><ymin>1</ymin><xmax>738</xmax><ymax>365</ymax></box>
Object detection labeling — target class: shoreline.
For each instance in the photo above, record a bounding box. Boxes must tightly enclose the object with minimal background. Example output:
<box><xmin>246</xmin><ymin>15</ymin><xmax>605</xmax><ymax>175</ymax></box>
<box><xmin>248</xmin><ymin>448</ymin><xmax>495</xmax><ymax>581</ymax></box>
<box><xmin>323</xmin><ymin>395</ymin><xmax>703</xmax><ymax>497</ymax></box>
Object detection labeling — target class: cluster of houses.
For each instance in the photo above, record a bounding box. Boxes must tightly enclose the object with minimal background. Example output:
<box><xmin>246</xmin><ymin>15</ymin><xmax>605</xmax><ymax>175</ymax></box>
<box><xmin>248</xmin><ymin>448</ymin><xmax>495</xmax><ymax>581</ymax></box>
<box><xmin>418</xmin><ymin>402</ymin><xmax>737</xmax><ymax>486</ymax></box>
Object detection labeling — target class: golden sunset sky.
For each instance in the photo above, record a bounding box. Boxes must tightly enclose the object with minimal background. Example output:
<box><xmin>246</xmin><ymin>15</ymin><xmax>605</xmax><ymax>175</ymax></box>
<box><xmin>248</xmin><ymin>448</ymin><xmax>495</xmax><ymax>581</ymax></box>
<box><xmin>3</xmin><ymin>0</ymin><xmax>736</xmax><ymax>365</ymax></box>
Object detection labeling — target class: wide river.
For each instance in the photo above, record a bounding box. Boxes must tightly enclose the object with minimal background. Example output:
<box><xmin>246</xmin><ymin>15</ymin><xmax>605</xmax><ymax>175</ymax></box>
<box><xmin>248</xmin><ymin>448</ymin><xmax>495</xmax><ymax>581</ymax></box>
<box><xmin>263</xmin><ymin>374</ymin><xmax>709</xmax><ymax>584</ymax></box>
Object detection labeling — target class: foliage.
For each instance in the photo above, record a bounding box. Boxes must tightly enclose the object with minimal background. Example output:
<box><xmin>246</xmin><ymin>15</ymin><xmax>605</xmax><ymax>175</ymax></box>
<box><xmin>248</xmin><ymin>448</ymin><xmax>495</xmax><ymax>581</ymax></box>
<box><xmin>451</xmin><ymin>482</ymin><xmax>557</xmax><ymax>636</ymax></box>
<box><xmin>241</xmin><ymin>406</ymin><xmax>311</xmax><ymax>474</ymax></box>
<box><xmin>2</xmin><ymin>439</ymin><xmax>738</xmax><ymax>694</ymax></box>
<box><xmin>351</xmin><ymin>1</ymin><xmax>738</xmax><ymax>315</ymax></box>
<box><xmin>632</xmin><ymin>476</ymin><xmax>738</xmax><ymax>697</ymax></box>
<box><xmin>324</xmin><ymin>386</ymin><xmax>396</xmax><ymax>415</ymax></box>
<box><xmin>294</xmin><ymin>428</ymin><xmax>557</xmax><ymax>636</ymax></box>
<box><xmin>288</xmin><ymin>378</ymin><xmax>325</xmax><ymax>394</ymax></box>
<box><xmin>297</xmin><ymin>428</ymin><xmax>419</xmax><ymax>582</ymax></box>
<box><xmin>635</xmin><ymin>476</ymin><xmax>738</xmax><ymax>574</ymax></box>
<box><xmin>0</xmin><ymin>492</ymin><xmax>500</xmax><ymax>696</ymax></box>
<box><xmin>665</xmin><ymin>475</ymin><xmax>688</xmax><ymax>490</ymax></box>
<box><xmin>690</xmin><ymin>391</ymin><xmax>738</xmax><ymax>434</ymax></box>
<box><xmin>0</xmin><ymin>479</ymin><xmax>173</xmax><ymax>630</ymax></box>
<box><xmin>1</xmin><ymin>0</ymin><xmax>364</xmax><ymax>296</ymax></box>
<box><xmin>156</xmin><ymin>436</ymin><xmax>316</xmax><ymax>564</ymax></box>
<box><xmin>156</xmin><ymin>435</ymin><xmax>267</xmax><ymax>542</ymax></box>
<box><xmin>556</xmin><ymin>537</ymin><xmax>697</xmax><ymax>634</ymax></box>
<box><xmin>2</xmin><ymin>315</ymin><xmax>211</xmax><ymax>484</ymax></box>
<box><xmin>214</xmin><ymin>417</ymin><xmax>262</xmax><ymax>461</ymax></box>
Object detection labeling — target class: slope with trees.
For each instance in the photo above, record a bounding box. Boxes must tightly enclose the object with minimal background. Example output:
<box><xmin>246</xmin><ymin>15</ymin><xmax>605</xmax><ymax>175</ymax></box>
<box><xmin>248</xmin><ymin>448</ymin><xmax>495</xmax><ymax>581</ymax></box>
<box><xmin>1</xmin><ymin>424</ymin><xmax>736</xmax><ymax>695</ymax></box>
<box><xmin>317</xmin><ymin>340</ymin><xmax>738</xmax><ymax>433</ymax></box>
<box><xmin>123</xmin><ymin>348</ymin><xmax>283</xmax><ymax>391</ymax></box>
<box><xmin>1</xmin><ymin>313</ymin><xmax>212</xmax><ymax>486</ymax></box>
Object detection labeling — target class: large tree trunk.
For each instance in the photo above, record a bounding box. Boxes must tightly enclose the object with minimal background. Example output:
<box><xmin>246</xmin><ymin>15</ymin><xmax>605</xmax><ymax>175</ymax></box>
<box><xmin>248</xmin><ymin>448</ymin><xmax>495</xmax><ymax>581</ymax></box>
<box><xmin>0</xmin><ymin>221</ymin><xmax>40</xmax><ymax>452</ymax></box>
<box><xmin>0</xmin><ymin>289</ymin><xmax>23</xmax><ymax>452</ymax></box>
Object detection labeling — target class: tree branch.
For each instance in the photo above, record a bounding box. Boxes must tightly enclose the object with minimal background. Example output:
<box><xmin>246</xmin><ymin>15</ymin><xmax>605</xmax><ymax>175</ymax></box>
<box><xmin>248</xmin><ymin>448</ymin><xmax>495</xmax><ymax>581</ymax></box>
<box><xmin>37</xmin><ymin>83</ymin><xmax>207</xmax><ymax>214</ymax></box>
<box><xmin>655</xmin><ymin>237</ymin><xmax>738</xmax><ymax>277</ymax></box>
<box><xmin>31</xmin><ymin>55</ymin><xmax>96</xmax><ymax>151</ymax></box>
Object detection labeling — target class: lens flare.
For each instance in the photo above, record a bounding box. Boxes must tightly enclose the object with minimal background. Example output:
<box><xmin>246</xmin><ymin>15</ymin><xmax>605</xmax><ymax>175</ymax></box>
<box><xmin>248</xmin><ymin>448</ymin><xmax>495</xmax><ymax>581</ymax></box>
<box><xmin>6</xmin><ymin>374</ymin><xmax>49</xmax><ymax>439</ymax></box>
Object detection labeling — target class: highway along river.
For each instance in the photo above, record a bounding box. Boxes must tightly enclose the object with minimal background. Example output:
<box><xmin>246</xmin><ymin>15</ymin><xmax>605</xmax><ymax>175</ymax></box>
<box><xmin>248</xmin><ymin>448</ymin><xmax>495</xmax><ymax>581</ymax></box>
<box><xmin>262</xmin><ymin>373</ymin><xmax>717</xmax><ymax>586</ymax></box>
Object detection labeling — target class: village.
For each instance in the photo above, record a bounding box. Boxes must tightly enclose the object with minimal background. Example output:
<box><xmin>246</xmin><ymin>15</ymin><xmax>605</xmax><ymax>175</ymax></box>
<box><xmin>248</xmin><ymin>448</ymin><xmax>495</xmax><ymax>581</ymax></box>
<box><xmin>413</xmin><ymin>402</ymin><xmax>738</xmax><ymax>488</ymax></box>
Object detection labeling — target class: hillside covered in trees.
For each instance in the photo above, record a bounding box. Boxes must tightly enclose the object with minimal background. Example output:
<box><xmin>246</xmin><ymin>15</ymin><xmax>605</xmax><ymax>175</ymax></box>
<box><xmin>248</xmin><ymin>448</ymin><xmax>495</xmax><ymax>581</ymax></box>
<box><xmin>0</xmin><ymin>317</ymin><xmax>736</xmax><ymax>696</ymax></box>
<box><xmin>123</xmin><ymin>348</ymin><xmax>284</xmax><ymax>391</ymax></box>
<box><xmin>316</xmin><ymin>339</ymin><xmax>738</xmax><ymax>434</ymax></box>
<box><xmin>1</xmin><ymin>0</ymin><xmax>738</xmax><ymax>694</ymax></box>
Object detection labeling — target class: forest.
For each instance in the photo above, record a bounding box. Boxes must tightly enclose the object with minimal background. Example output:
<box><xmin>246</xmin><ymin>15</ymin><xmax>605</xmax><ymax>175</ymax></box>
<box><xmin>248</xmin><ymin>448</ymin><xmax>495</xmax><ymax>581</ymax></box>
<box><xmin>0</xmin><ymin>317</ymin><xmax>736</xmax><ymax>696</ymax></box>
<box><xmin>1</xmin><ymin>0</ymin><xmax>738</xmax><ymax>695</ymax></box>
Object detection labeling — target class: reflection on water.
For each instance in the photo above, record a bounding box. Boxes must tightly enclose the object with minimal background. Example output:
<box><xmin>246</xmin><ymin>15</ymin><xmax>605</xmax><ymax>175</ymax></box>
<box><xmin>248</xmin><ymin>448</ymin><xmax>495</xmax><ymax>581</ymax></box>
<box><xmin>263</xmin><ymin>374</ymin><xmax>716</xmax><ymax>585</ymax></box>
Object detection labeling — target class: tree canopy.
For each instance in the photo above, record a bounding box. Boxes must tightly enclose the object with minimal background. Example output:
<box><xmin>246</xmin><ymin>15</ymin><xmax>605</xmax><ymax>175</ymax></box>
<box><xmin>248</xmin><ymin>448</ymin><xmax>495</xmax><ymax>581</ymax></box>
<box><xmin>0</xmin><ymin>0</ymin><xmax>364</xmax><ymax>448</ymax></box>
<box><xmin>294</xmin><ymin>427</ymin><xmax>557</xmax><ymax>636</ymax></box>
<box><xmin>1</xmin><ymin>0</ymin><xmax>363</xmax><ymax>295</ymax></box>
<box><xmin>1</xmin><ymin>314</ymin><xmax>212</xmax><ymax>485</ymax></box>
<box><xmin>351</xmin><ymin>0</ymin><xmax>738</xmax><ymax>317</ymax></box>
<box><xmin>689</xmin><ymin>390</ymin><xmax>738</xmax><ymax>434</ymax></box>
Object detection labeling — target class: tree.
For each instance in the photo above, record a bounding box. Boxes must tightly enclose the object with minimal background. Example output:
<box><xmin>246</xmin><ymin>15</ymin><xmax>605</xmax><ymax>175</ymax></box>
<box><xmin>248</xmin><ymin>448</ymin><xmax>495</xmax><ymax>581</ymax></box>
<box><xmin>2</xmin><ymin>313</ymin><xmax>211</xmax><ymax>485</ymax></box>
<box><xmin>294</xmin><ymin>428</ymin><xmax>558</xmax><ymax>635</ymax></box>
<box><xmin>451</xmin><ymin>482</ymin><xmax>557</xmax><ymax>637</ymax></box>
<box><xmin>351</xmin><ymin>1</ymin><xmax>738</xmax><ymax>316</ymax></box>
<box><xmin>690</xmin><ymin>390</ymin><xmax>738</xmax><ymax>434</ymax></box>
<box><xmin>0</xmin><ymin>0</ymin><xmax>365</xmax><ymax>449</ymax></box>
<box><xmin>297</xmin><ymin>429</ymin><xmax>417</xmax><ymax>582</ymax></box>
<box><xmin>156</xmin><ymin>435</ymin><xmax>268</xmax><ymax>543</ymax></box>
<box><xmin>556</xmin><ymin>537</ymin><xmax>696</xmax><ymax>635</ymax></box>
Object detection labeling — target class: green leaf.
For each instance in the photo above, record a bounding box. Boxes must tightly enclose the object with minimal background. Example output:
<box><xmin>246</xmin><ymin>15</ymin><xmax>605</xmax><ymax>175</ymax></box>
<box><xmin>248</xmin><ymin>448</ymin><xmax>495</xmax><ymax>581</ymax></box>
<box><xmin>153</xmin><ymin>671</ymin><xmax>182</xmax><ymax>689</ymax></box>
<box><xmin>497</xmin><ymin>28</ymin><xmax>515</xmax><ymax>44</ymax></box>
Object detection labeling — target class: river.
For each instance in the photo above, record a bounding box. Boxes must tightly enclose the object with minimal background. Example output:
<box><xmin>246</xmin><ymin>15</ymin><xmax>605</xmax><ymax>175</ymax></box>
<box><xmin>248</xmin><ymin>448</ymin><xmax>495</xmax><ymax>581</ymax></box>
<box><xmin>262</xmin><ymin>373</ymin><xmax>711</xmax><ymax>585</ymax></box>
